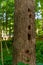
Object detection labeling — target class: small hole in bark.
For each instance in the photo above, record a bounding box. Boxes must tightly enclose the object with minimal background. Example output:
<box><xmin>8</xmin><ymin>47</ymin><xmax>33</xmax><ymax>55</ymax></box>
<box><xmin>28</xmin><ymin>25</ymin><xmax>31</xmax><ymax>30</ymax></box>
<box><xmin>25</xmin><ymin>50</ymin><xmax>29</xmax><ymax>54</ymax></box>
<box><xmin>28</xmin><ymin>8</ymin><xmax>30</xmax><ymax>12</ymax></box>
<box><xmin>27</xmin><ymin>59</ymin><xmax>30</xmax><ymax>62</ymax></box>
<box><xmin>28</xmin><ymin>33</ymin><xmax>31</xmax><ymax>40</ymax></box>
<box><xmin>26</xmin><ymin>57</ymin><xmax>30</xmax><ymax>62</ymax></box>
<box><xmin>29</xmin><ymin>14</ymin><xmax>31</xmax><ymax>18</ymax></box>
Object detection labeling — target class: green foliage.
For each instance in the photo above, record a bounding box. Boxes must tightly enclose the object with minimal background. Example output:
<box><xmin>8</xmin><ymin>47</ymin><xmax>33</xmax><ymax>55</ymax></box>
<box><xmin>36</xmin><ymin>41</ymin><xmax>43</xmax><ymax>63</ymax></box>
<box><xmin>0</xmin><ymin>40</ymin><xmax>12</xmax><ymax>65</ymax></box>
<box><xmin>1</xmin><ymin>1</ymin><xmax>7</xmax><ymax>7</ymax></box>
<box><xmin>37</xmin><ymin>63</ymin><xmax>43</xmax><ymax>65</ymax></box>
<box><xmin>0</xmin><ymin>0</ymin><xmax>14</xmax><ymax>36</ymax></box>
<box><xmin>17</xmin><ymin>62</ymin><xmax>29</xmax><ymax>65</ymax></box>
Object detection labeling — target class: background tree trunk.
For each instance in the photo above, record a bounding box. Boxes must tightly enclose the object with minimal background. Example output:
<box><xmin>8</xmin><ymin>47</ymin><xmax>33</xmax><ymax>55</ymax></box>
<box><xmin>0</xmin><ymin>21</ymin><xmax>2</xmax><ymax>57</ymax></box>
<box><xmin>13</xmin><ymin>0</ymin><xmax>36</xmax><ymax>65</ymax></box>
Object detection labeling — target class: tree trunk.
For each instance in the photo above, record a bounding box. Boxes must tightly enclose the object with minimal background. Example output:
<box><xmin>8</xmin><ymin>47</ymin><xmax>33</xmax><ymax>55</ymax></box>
<box><xmin>6</xmin><ymin>12</ymin><xmax>8</xmax><ymax>35</ymax></box>
<box><xmin>13</xmin><ymin>0</ymin><xmax>36</xmax><ymax>65</ymax></box>
<box><xmin>0</xmin><ymin>22</ymin><xmax>2</xmax><ymax>57</ymax></box>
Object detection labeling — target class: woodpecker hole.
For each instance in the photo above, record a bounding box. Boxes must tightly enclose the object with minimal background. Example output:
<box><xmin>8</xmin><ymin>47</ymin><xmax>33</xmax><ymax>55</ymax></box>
<box><xmin>28</xmin><ymin>33</ymin><xmax>31</xmax><ymax>40</ymax></box>
<box><xmin>28</xmin><ymin>8</ymin><xmax>30</xmax><ymax>12</ymax></box>
<box><xmin>25</xmin><ymin>50</ymin><xmax>29</xmax><ymax>54</ymax></box>
<box><xmin>28</xmin><ymin>25</ymin><xmax>31</xmax><ymax>30</ymax></box>
<box><xmin>26</xmin><ymin>57</ymin><xmax>30</xmax><ymax>62</ymax></box>
<box><xmin>29</xmin><ymin>14</ymin><xmax>32</xmax><ymax>18</ymax></box>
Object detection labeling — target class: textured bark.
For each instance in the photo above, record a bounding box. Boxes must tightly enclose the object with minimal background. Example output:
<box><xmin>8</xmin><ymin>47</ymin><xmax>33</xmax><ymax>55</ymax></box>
<box><xmin>13</xmin><ymin>0</ymin><xmax>36</xmax><ymax>65</ymax></box>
